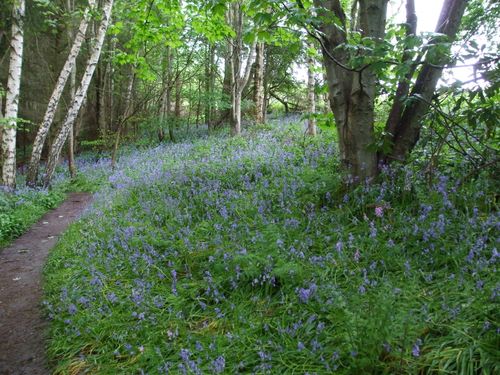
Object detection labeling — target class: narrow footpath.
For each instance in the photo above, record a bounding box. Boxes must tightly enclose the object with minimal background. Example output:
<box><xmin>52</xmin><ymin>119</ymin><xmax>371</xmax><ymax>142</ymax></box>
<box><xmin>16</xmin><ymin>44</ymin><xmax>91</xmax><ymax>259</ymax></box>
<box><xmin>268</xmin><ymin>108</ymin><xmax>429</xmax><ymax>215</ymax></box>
<box><xmin>0</xmin><ymin>193</ymin><xmax>93</xmax><ymax>375</ymax></box>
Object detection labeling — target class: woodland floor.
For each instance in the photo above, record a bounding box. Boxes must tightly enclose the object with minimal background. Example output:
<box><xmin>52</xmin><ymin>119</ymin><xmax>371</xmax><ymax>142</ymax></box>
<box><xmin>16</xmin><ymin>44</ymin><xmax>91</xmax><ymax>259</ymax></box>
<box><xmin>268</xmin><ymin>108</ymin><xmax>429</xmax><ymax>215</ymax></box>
<box><xmin>0</xmin><ymin>193</ymin><xmax>92</xmax><ymax>375</ymax></box>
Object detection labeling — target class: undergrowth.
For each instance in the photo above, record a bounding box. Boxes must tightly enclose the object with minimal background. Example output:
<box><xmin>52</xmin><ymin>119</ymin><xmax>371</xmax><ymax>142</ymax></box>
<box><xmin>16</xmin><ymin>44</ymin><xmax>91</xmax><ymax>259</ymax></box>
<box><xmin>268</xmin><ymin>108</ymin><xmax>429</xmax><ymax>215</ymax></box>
<box><xmin>0</xmin><ymin>187</ymin><xmax>65</xmax><ymax>247</ymax></box>
<box><xmin>43</xmin><ymin>121</ymin><xmax>499</xmax><ymax>374</ymax></box>
<box><xmin>0</xmin><ymin>157</ymin><xmax>106</xmax><ymax>248</ymax></box>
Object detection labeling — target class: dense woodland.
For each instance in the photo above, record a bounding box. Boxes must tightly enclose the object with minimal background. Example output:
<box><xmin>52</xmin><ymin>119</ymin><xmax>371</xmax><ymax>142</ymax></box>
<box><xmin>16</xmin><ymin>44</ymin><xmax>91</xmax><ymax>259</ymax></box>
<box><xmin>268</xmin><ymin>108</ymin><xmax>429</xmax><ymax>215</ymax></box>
<box><xmin>0</xmin><ymin>0</ymin><xmax>499</xmax><ymax>373</ymax></box>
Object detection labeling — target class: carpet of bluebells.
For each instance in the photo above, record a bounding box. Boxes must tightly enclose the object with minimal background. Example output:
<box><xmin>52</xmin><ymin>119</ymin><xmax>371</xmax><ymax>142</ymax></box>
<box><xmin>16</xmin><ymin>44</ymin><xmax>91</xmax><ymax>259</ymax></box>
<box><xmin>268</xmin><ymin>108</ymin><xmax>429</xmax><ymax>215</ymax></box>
<box><xmin>43</xmin><ymin>119</ymin><xmax>499</xmax><ymax>374</ymax></box>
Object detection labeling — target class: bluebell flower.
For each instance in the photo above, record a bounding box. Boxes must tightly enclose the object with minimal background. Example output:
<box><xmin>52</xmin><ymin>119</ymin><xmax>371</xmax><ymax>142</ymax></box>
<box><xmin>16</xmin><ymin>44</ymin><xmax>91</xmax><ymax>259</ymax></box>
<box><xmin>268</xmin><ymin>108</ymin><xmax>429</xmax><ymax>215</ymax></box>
<box><xmin>68</xmin><ymin>304</ymin><xmax>77</xmax><ymax>315</ymax></box>
<box><xmin>412</xmin><ymin>339</ymin><xmax>422</xmax><ymax>357</ymax></box>
<box><xmin>297</xmin><ymin>283</ymin><xmax>317</xmax><ymax>303</ymax></box>
<box><xmin>212</xmin><ymin>356</ymin><xmax>225</xmax><ymax>373</ymax></box>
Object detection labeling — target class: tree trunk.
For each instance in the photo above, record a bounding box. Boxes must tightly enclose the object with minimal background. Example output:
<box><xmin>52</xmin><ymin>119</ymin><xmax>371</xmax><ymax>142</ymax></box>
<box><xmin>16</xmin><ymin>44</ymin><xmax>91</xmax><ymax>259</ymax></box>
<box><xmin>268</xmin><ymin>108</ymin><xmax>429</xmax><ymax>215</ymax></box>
<box><xmin>228</xmin><ymin>1</ymin><xmax>256</xmax><ymax>135</ymax></box>
<box><xmin>67</xmin><ymin>59</ymin><xmax>77</xmax><ymax>178</ymax></box>
<box><xmin>219</xmin><ymin>47</ymin><xmax>232</xmax><ymax>124</ymax></box>
<box><xmin>26</xmin><ymin>0</ymin><xmax>97</xmax><ymax>186</ymax></box>
<box><xmin>166</xmin><ymin>49</ymin><xmax>175</xmax><ymax>142</ymax></box>
<box><xmin>158</xmin><ymin>47</ymin><xmax>170</xmax><ymax>142</ymax></box>
<box><xmin>186</xmin><ymin>79</ymin><xmax>192</xmax><ymax>132</ymax></box>
<box><xmin>253</xmin><ymin>42</ymin><xmax>265</xmax><ymax>124</ymax></box>
<box><xmin>107</xmin><ymin>38</ymin><xmax>116</xmax><ymax>131</ymax></box>
<box><xmin>1</xmin><ymin>0</ymin><xmax>25</xmax><ymax>190</ymax></box>
<box><xmin>307</xmin><ymin>54</ymin><xmax>317</xmax><ymax>135</ymax></box>
<box><xmin>66</xmin><ymin>0</ymin><xmax>77</xmax><ymax>179</ymax></box>
<box><xmin>111</xmin><ymin>72</ymin><xmax>134</xmax><ymax>170</ymax></box>
<box><xmin>204</xmin><ymin>42</ymin><xmax>214</xmax><ymax>129</ymax></box>
<box><xmin>384</xmin><ymin>0</ymin><xmax>417</xmax><ymax>139</ymax></box>
<box><xmin>175</xmin><ymin>75</ymin><xmax>182</xmax><ymax>119</ymax></box>
<box><xmin>316</xmin><ymin>0</ymin><xmax>386</xmax><ymax>182</ymax></box>
<box><xmin>96</xmin><ymin>62</ymin><xmax>107</xmax><ymax>136</ymax></box>
<box><xmin>44</xmin><ymin>0</ymin><xmax>114</xmax><ymax>187</ymax></box>
<box><xmin>209</xmin><ymin>46</ymin><xmax>217</xmax><ymax>127</ymax></box>
<box><xmin>387</xmin><ymin>0</ymin><xmax>468</xmax><ymax>162</ymax></box>
<box><xmin>0</xmin><ymin>71</ymin><xmax>4</xmax><ymax>177</ymax></box>
<box><xmin>315</xmin><ymin>0</ymin><xmax>467</xmax><ymax>181</ymax></box>
<box><xmin>195</xmin><ymin>77</ymin><xmax>201</xmax><ymax>127</ymax></box>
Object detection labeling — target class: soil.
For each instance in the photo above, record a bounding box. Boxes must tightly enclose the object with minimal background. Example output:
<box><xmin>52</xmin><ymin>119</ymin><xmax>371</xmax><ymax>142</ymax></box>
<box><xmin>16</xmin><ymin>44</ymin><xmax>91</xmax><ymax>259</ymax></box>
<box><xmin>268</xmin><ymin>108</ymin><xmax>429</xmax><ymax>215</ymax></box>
<box><xmin>0</xmin><ymin>193</ymin><xmax>93</xmax><ymax>375</ymax></box>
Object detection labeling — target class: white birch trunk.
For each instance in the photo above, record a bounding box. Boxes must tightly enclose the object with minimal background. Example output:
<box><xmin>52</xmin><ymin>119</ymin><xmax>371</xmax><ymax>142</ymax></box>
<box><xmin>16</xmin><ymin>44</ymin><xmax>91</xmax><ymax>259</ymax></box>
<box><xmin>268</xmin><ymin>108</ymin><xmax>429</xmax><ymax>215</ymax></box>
<box><xmin>253</xmin><ymin>42</ymin><xmax>265</xmax><ymax>124</ymax></box>
<box><xmin>1</xmin><ymin>0</ymin><xmax>25</xmax><ymax>190</ymax></box>
<box><xmin>26</xmin><ymin>0</ymin><xmax>97</xmax><ymax>186</ymax></box>
<box><xmin>43</xmin><ymin>0</ymin><xmax>114</xmax><ymax>187</ymax></box>
<box><xmin>66</xmin><ymin>0</ymin><xmax>77</xmax><ymax>178</ymax></box>
<box><xmin>228</xmin><ymin>2</ymin><xmax>256</xmax><ymax>135</ymax></box>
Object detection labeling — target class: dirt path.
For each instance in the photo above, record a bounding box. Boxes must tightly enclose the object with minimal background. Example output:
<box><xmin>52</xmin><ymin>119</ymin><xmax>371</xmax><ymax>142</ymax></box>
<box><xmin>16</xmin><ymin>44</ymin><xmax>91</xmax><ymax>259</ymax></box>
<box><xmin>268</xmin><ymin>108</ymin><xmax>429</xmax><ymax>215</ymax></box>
<box><xmin>0</xmin><ymin>193</ymin><xmax>93</xmax><ymax>375</ymax></box>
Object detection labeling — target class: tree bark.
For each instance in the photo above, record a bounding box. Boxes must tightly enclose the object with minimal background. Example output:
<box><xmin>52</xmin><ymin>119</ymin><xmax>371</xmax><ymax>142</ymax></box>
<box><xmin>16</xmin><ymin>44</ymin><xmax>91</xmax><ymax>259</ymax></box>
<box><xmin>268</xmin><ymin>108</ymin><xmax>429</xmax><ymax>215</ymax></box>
<box><xmin>307</xmin><ymin>54</ymin><xmax>317</xmax><ymax>135</ymax></box>
<box><xmin>205</xmin><ymin>43</ymin><xmax>216</xmax><ymax>129</ymax></box>
<box><xmin>316</xmin><ymin>0</ymin><xmax>385</xmax><ymax>182</ymax></box>
<box><xmin>228</xmin><ymin>1</ymin><xmax>256</xmax><ymax>135</ymax></box>
<box><xmin>253</xmin><ymin>42</ymin><xmax>265</xmax><ymax>124</ymax></box>
<box><xmin>0</xmin><ymin>60</ymin><xmax>4</xmax><ymax>177</ymax></box>
<box><xmin>107</xmin><ymin>37</ymin><xmax>116</xmax><ymax>130</ymax></box>
<box><xmin>96</xmin><ymin>62</ymin><xmax>107</xmax><ymax>136</ymax></box>
<box><xmin>158</xmin><ymin>49</ymin><xmax>171</xmax><ymax>142</ymax></box>
<box><xmin>66</xmin><ymin>0</ymin><xmax>77</xmax><ymax>179</ymax></box>
<box><xmin>67</xmin><ymin>57</ymin><xmax>77</xmax><ymax>178</ymax></box>
<box><xmin>166</xmin><ymin>48</ymin><xmax>175</xmax><ymax>141</ymax></box>
<box><xmin>219</xmin><ymin>46</ymin><xmax>232</xmax><ymax>124</ymax></box>
<box><xmin>388</xmin><ymin>0</ymin><xmax>467</xmax><ymax>162</ymax></box>
<box><xmin>384</xmin><ymin>0</ymin><xmax>417</xmax><ymax>139</ymax></box>
<box><xmin>26</xmin><ymin>0</ymin><xmax>97</xmax><ymax>186</ymax></box>
<box><xmin>175</xmin><ymin>74</ymin><xmax>182</xmax><ymax>119</ymax></box>
<box><xmin>43</xmin><ymin>0</ymin><xmax>114</xmax><ymax>187</ymax></box>
<box><xmin>195</xmin><ymin>77</ymin><xmax>202</xmax><ymax>127</ymax></box>
<box><xmin>1</xmin><ymin>0</ymin><xmax>25</xmax><ymax>190</ymax></box>
<box><xmin>111</xmin><ymin>72</ymin><xmax>134</xmax><ymax>169</ymax></box>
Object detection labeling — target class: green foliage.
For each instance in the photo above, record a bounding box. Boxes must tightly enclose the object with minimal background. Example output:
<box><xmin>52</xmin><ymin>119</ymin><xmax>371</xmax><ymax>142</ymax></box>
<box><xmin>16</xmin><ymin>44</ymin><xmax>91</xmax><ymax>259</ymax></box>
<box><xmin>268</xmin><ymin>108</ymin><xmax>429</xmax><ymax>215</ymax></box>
<box><xmin>0</xmin><ymin>188</ymin><xmax>65</xmax><ymax>247</ymax></box>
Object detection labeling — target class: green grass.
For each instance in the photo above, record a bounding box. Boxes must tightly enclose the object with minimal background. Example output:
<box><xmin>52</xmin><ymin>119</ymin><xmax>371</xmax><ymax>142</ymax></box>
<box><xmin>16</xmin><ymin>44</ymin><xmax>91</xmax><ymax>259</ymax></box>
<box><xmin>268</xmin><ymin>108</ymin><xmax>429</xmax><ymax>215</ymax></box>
<box><xmin>0</xmin><ymin>164</ymin><xmax>105</xmax><ymax>249</ymax></box>
<box><xmin>0</xmin><ymin>188</ymin><xmax>66</xmax><ymax>248</ymax></box>
<box><xmin>43</xmin><ymin>123</ymin><xmax>499</xmax><ymax>374</ymax></box>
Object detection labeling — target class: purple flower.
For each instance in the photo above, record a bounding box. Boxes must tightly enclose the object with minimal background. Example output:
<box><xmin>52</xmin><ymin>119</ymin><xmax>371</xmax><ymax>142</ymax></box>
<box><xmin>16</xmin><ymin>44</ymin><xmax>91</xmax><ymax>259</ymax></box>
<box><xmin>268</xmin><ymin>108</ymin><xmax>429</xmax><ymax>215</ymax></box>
<box><xmin>369</xmin><ymin>222</ymin><xmax>377</xmax><ymax>238</ymax></box>
<box><xmin>107</xmin><ymin>292</ymin><xmax>118</xmax><ymax>303</ymax></box>
<box><xmin>412</xmin><ymin>339</ymin><xmax>422</xmax><ymax>357</ymax></box>
<box><xmin>336</xmin><ymin>241</ymin><xmax>343</xmax><ymax>254</ymax></box>
<box><xmin>78</xmin><ymin>296</ymin><xmax>90</xmax><ymax>306</ymax></box>
<box><xmin>68</xmin><ymin>304</ymin><xmax>77</xmax><ymax>315</ymax></box>
<box><xmin>375</xmin><ymin>206</ymin><xmax>384</xmax><ymax>217</ymax></box>
<box><xmin>212</xmin><ymin>356</ymin><xmax>225</xmax><ymax>373</ymax></box>
<box><xmin>297</xmin><ymin>283</ymin><xmax>317</xmax><ymax>303</ymax></box>
<box><xmin>180</xmin><ymin>348</ymin><xmax>190</xmax><ymax>362</ymax></box>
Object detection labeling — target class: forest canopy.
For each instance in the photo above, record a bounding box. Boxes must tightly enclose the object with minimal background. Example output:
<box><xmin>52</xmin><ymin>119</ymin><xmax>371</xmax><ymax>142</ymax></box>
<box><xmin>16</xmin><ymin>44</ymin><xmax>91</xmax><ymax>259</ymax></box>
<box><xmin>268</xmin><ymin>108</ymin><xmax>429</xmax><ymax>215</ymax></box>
<box><xmin>0</xmin><ymin>0</ymin><xmax>497</xmax><ymax>188</ymax></box>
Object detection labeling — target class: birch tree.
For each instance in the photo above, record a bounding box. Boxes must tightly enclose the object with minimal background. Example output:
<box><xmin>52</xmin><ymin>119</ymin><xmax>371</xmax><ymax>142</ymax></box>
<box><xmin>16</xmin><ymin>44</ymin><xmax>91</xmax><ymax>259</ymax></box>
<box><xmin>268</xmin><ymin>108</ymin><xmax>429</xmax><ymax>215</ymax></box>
<box><xmin>26</xmin><ymin>0</ymin><xmax>97</xmax><ymax>186</ymax></box>
<box><xmin>43</xmin><ymin>0</ymin><xmax>114</xmax><ymax>187</ymax></box>
<box><xmin>253</xmin><ymin>42</ymin><xmax>265</xmax><ymax>124</ymax></box>
<box><xmin>66</xmin><ymin>0</ymin><xmax>80</xmax><ymax>179</ymax></box>
<box><xmin>227</xmin><ymin>1</ymin><xmax>256</xmax><ymax>135</ymax></box>
<box><xmin>1</xmin><ymin>0</ymin><xmax>25</xmax><ymax>190</ymax></box>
